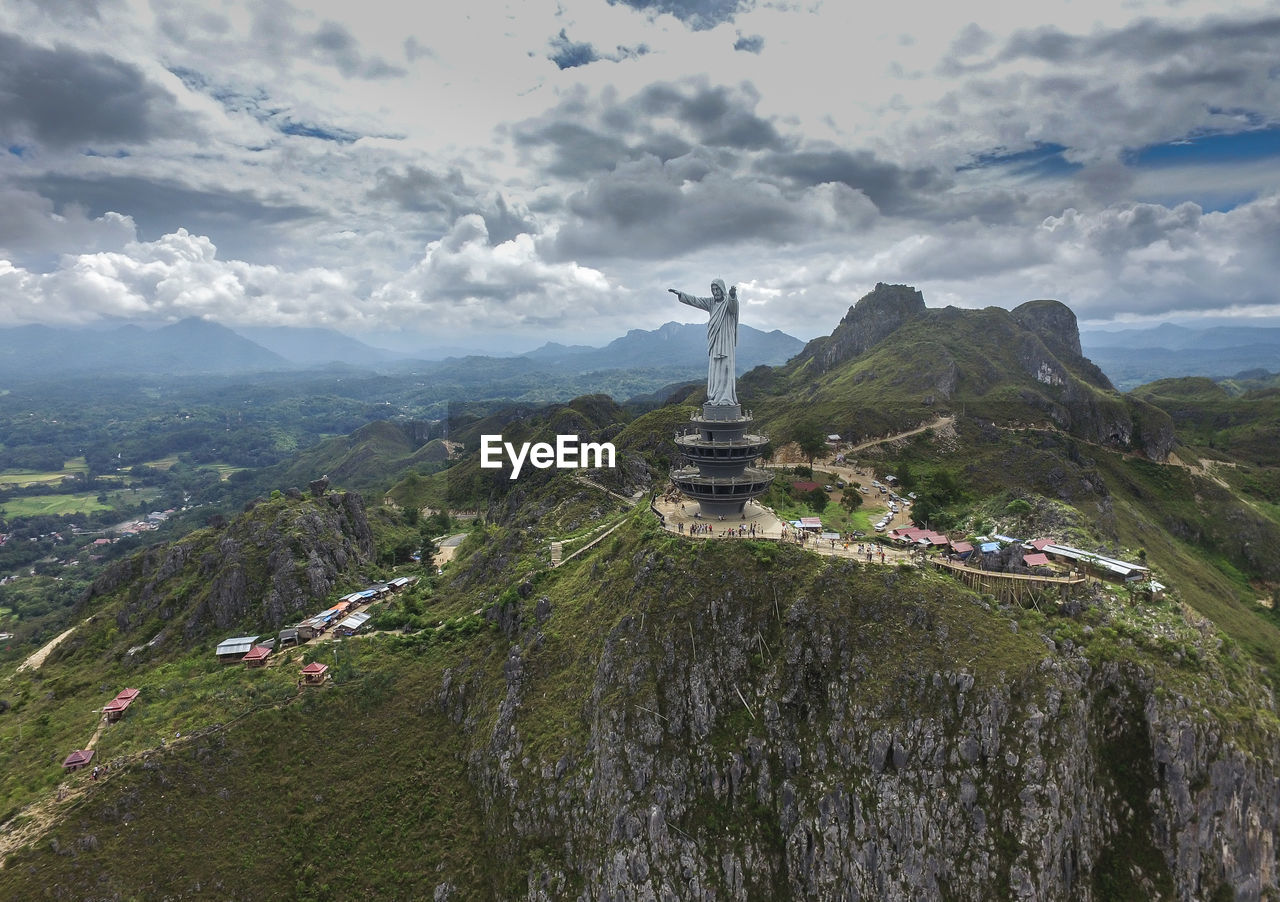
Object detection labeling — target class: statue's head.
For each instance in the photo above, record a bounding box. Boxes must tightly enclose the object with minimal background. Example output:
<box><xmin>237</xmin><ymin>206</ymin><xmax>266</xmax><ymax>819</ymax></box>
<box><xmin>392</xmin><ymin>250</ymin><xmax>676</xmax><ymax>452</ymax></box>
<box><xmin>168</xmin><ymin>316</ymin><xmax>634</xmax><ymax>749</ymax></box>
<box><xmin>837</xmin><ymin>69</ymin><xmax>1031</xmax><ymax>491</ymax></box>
<box><xmin>711</xmin><ymin>279</ymin><xmax>726</xmax><ymax>301</ymax></box>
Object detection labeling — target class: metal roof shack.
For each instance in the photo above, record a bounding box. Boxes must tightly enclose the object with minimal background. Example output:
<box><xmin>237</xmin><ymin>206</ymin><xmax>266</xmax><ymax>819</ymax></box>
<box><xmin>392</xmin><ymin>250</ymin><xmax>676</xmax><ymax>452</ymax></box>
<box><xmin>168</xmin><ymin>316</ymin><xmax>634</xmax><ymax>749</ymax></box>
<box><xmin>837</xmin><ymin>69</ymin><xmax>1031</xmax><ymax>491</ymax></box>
<box><xmin>334</xmin><ymin>611</ymin><xmax>371</xmax><ymax>636</ymax></box>
<box><xmin>950</xmin><ymin>541</ymin><xmax>974</xmax><ymax>558</ymax></box>
<box><xmin>215</xmin><ymin>635</ymin><xmax>259</xmax><ymax>661</ymax></box>
<box><xmin>1042</xmin><ymin>544</ymin><xmax>1149</xmax><ymax>579</ymax></box>
<box><xmin>798</xmin><ymin>517</ymin><xmax>823</xmax><ymax>531</ymax></box>
<box><xmin>278</xmin><ymin>627</ymin><xmax>300</xmax><ymax>647</ymax></box>
<box><xmin>103</xmin><ymin>688</ymin><xmax>140</xmax><ymax>722</ymax></box>
<box><xmin>388</xmin><ymin>576</ymin><xmax>416</xmax><ymax>590</ymax></box>
<box><xmin>301</xmin><ymin>661</ymin><xmax>329</xmax><ymax>685</ymax></box>
<box><xmin>62</xmin><ymin>749</ymin><xmax>95</xmax><ymax>771</ymax></box>
<box><xmin>1023</xmin><ymin>552</ymin><xmax>1051</xmax><ymax>568</ymax></box>
<box><xmin>243</xmin><ymin>645</ymin><xmax>272</xmax><ymax>667</ymax></box>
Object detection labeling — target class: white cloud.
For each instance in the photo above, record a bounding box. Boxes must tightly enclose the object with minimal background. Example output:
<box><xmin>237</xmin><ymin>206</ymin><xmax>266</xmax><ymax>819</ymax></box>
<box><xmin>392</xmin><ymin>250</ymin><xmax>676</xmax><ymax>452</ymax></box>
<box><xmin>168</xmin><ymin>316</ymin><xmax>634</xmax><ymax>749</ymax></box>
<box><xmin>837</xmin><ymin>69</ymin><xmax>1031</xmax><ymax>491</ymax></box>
<box><xmin>1</xmin><ymin>0</ymin><xmax>1279</xmax><ymax>345</ymax></box>
<box><xmin>0</xmin><ymin>229</ymin><xmax>360</xmax><ymax>327</ymax></box>
<box><xmin>370</xmin><ymin>215</ymin><xmax>620</xmax><ymax>336</ymax></box>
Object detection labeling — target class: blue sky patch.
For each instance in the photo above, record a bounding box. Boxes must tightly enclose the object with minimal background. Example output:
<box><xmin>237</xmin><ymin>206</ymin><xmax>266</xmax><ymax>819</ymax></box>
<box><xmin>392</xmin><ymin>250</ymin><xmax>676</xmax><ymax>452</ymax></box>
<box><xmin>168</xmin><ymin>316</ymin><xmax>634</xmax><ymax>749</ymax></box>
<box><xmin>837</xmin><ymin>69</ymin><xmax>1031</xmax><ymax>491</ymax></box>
<box><xmin>1129</xmin><ymin>126</ymin><xmax>1280</xmax><ymax>167</ymax></box>
<box><xmin>278</xmin><ymin>121</ymin><xmax>360</xmax><ymax>144</ymax></box>
<box><xmin>959</xmin><ymin>142</ymin><xmax>1081</xmax><ymax>178</ymax></box>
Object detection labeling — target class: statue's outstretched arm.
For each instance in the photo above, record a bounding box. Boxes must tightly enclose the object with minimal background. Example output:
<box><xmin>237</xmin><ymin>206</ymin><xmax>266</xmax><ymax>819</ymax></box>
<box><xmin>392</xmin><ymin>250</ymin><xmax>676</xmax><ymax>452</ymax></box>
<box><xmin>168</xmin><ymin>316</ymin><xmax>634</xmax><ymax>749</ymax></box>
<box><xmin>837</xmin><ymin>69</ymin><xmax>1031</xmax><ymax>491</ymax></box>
<box><xmin>669</xmin><ymin>288</ymin><xmax>711</xmax><ymax>312</ymax></box>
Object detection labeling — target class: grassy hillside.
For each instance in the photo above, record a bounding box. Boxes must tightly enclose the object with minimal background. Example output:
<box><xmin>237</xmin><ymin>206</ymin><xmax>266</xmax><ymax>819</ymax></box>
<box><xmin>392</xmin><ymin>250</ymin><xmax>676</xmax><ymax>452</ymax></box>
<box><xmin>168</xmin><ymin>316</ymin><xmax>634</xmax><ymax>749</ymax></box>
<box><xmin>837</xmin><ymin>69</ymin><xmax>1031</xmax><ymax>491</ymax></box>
<box><xmin>745</xmin><ymin>303</ymin><xmax>1172</xmax><ymax>462</ymax></box>
<box><xmin>1134</xmin><ymin>377</ymin><xmax>1280</xmax><ymax>471</ymax></box>
<box><xmin>3</xmin><ymin>509</ymin><xmax>1277</xmax><ymax>899</ymax></box>
<box><xmin>826</xmin><ymin>415</ymin><xmax>1280</xmax><ymax>684</ymax></box>
<box><xmin>265</xmin><ymin>420</ymin><xmax>447</xmax><ymax>496</ymax></box>
<box><xmin>0</xmin><ymin>637</ymin><xmax>498</xmax><ymax>900</ymax></box>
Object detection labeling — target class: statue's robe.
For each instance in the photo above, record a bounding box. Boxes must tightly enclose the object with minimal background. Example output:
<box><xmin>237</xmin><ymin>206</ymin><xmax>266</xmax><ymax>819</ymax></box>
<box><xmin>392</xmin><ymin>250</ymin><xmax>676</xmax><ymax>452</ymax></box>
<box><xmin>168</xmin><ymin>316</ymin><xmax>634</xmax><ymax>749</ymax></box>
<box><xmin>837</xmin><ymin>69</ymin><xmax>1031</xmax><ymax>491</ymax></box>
<box><xmin>675</xmin><ymin>287</ymin><xmax>739</xmax><ymax>406</ymax></box>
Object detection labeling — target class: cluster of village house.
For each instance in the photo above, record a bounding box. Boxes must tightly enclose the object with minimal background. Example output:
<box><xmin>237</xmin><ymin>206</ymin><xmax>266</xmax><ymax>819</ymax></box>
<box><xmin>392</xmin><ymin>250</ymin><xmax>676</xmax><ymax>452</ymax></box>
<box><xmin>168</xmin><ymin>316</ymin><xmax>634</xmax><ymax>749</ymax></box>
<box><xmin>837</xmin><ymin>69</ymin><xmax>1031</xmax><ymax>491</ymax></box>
<box><xmin>783</xmin><ymin>454</ymin><xmax>1164</xmax><ymax>594</ymax></box>
<box><xmin>213</xmin><ymin>576</ymin><xmax>418</xmax><ymax>665</ymax></box>
<box><xmin>60</xmin><ymin>576</ymin><xmax>417</xmax><ymax>774</ymax></box>
<box><xmin>884</xmin><ymin>526</ymin><xmax>1165</xmax><ymax>592</ymax></box>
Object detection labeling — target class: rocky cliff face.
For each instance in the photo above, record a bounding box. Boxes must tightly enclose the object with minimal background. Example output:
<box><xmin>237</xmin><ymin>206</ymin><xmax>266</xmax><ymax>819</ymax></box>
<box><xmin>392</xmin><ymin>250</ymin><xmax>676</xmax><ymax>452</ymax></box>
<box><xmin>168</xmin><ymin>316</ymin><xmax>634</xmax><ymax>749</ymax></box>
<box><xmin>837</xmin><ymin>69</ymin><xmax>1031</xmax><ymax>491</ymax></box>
<box><xmin>86</xmin><ymin>492</ymin><xmax>375</xmax><ymax>643</ymax></box>
<box><xmin>797</xmin><ymin>283</ymin><xmax>926</xmax><ymax>373</ymax></box>
<box><xmin>440</xmin><ymin>545</ymin><xmax>1279</xmax><ymax>902</ymax></box>
<box><xmin>1011</xmin><ymin>300</ymin><xmax>1084</xmax><ymax>361</ymax></box>
<box><xmin>1004</xmin><ymin>321</ymin><xmax>1175</xmax><ymax>462</ymax></box>
<box><xmin>779</xmin><ymin>286</ymin><xmax>1174</xmax><ymax>461</ymax></box>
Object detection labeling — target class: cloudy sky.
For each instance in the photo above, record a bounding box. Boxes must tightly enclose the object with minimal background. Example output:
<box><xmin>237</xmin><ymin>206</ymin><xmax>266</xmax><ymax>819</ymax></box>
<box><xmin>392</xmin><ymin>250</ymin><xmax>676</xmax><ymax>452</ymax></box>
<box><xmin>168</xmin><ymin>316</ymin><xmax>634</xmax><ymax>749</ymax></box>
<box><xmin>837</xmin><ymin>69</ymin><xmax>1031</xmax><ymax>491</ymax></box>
<box><xmin>2</xmin><ymin>0</ymin><xmax>1279</xmax><ymax>351</ymax></box>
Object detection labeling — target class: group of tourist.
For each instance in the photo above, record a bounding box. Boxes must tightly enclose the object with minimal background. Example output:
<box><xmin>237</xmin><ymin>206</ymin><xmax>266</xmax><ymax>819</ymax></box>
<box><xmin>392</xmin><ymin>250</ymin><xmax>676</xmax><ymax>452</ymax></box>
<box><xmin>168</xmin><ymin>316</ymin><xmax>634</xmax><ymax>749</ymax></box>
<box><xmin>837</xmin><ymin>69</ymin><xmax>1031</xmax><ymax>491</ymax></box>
<box><xmin>679</xmin><ymin>521</ymin><xmax>761</xmax><ymax>538</ymax></box>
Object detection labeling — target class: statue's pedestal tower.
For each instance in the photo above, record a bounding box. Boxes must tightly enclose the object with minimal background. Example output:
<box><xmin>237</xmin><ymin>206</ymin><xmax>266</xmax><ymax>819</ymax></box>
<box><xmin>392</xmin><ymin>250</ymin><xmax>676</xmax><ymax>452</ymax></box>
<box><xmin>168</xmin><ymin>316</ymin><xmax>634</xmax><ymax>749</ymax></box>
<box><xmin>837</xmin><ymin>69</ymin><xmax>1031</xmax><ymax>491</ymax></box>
<box><xmin>672</xmin><ymin>403</ymin><xmax>772</xmax><ymax>517</ymax></box>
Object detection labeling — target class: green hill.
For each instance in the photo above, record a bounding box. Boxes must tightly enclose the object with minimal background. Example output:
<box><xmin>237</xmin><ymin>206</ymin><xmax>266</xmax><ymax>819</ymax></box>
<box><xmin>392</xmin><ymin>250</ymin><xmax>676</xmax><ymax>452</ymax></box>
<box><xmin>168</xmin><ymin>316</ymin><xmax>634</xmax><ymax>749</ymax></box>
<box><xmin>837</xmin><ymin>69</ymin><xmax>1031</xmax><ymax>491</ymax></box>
<box><xmin>265</xmin><ymin>420</ymin><xmax>445</xmax><ymax>496</ymax></box>
<box><xmin>2</xmin><ymin>509</ymin><xmax>1277</xmax><ymax>900</ymax></box>
<box><xmin>745</xmin><ymin>284</ymin><xmax>1173</xmax><ymax>462</ymax></box>
<box><xmin>1134</xmin><ymin>377</ymin><xmax>1280</xmax><ymax>469</ymax></box>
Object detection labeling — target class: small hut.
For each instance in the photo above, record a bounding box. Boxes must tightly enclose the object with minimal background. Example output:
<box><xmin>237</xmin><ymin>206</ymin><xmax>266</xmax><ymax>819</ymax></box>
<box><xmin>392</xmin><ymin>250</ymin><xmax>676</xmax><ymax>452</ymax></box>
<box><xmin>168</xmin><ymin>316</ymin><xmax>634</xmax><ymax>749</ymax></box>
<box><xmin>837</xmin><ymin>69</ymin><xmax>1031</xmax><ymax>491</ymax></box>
<box><xmin>103</xmin><ymin>688</ymin><xmax>140</xmax><ymax>723</ymax></box>
<box><xmin>301</xmin><ymin>661</ymin><xmax>329</xmax><ymax>685</ymax></box>
<box><xmin>334</xmin><ymin>611</ymin><xmax>371</xmax><ymax>637</ymax></box>
<box><xmin>62</xmin><ymin>749</ymin><xmax>94</xmax><ymax>772</ymax></box>
<box><xmin>215</xmin><ymin>635</ymin><xmax>260</xmax><ymax>663</ymax></box>
<box><xmin>243</xmin><ymin>645</ymin><xmax>272</xmax><ymax>667</ymax></box>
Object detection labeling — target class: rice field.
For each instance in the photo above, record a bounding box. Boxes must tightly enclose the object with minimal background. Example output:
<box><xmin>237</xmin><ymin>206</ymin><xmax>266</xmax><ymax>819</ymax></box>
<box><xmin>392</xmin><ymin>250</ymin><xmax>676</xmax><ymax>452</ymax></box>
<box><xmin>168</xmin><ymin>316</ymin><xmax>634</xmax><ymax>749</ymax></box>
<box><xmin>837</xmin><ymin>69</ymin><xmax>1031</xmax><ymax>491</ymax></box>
<box><xmin>0</xmin><ymin>487</ymin><xmax>163</xmax><ymax>518</ymax></box>
<box><xmin>0</xmin><ymin>457</ymin><xmax>89</xmax><ymax>488</ymax></box>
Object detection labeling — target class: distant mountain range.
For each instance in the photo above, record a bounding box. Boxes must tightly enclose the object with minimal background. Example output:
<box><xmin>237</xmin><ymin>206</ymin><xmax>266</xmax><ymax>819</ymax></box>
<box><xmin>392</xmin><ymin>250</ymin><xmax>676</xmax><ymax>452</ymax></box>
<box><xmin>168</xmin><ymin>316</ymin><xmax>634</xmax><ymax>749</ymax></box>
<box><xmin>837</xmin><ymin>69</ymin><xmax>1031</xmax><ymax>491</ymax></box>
<box><xmin>0</xmin><ymin>318</ymin><xmax>805</xmax><ymax>382</ymax></box>
<box><xmin>1081</xmin><ymin>323</ymin><xmax>1280</xmax><ymax>390</ymax></box>
<box><xmin>233</xmin><ymin>325</ymin><xmax>404</xmax><ymax>367</ymax></box>
<box><xmin>521</xmin><ymin>321</ymin><xmax>805</xmax><ymax>373</ymax></box>
<box><xmin>0</xmin><ymin>319</ymin><xmax>289</xmax><ymax>379</ymax></box>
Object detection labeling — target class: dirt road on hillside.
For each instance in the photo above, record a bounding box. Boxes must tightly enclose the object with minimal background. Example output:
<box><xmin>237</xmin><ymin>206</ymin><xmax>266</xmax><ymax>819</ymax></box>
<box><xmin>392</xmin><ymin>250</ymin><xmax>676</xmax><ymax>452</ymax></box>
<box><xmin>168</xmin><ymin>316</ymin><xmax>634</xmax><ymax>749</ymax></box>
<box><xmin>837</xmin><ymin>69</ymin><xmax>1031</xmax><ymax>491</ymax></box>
<box><xmin>13</xmin><ymin>622</ymin><xmax>83</xmax><ymax>674</ymax></box>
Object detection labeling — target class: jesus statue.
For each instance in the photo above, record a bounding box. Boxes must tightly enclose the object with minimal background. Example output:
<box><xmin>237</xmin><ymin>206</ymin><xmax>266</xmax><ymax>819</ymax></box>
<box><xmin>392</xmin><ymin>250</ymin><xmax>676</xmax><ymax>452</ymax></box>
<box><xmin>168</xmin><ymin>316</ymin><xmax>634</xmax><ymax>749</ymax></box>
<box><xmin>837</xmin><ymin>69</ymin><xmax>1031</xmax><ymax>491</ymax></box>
<box><xmin>669</xmin><ymin>279</ymin><xmax>739</xmax><ymax>407</ymax></box>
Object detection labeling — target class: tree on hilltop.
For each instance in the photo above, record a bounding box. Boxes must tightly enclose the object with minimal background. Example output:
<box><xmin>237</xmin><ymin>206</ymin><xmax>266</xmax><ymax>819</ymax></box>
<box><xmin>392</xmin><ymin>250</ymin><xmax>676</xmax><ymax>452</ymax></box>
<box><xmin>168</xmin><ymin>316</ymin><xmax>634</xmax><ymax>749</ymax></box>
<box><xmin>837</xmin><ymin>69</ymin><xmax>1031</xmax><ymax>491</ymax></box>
<box><xmin>792</xmin><ymin>420</ymin><xmax>827</xmax><ymax>466</ymax></box>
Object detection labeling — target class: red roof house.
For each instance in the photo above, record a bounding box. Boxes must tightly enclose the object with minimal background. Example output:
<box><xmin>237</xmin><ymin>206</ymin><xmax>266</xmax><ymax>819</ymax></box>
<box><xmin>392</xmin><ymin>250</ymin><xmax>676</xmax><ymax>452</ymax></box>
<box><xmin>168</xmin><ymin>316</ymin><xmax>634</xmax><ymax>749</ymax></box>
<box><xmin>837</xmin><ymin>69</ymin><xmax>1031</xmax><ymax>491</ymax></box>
<box><xmin>1029</xmin><ymin>538</ymin><xmax>1054</xmax><ymax>551</ymax></box>
<box><xmin>301</xmin><ymin>661</ymin><xmax>329</xmax><ymax>685</ymax></box>
<box><xmin>103</xmin><ymin>688</ymin><xmax>140</xmax><ymax>723</ymax></box>
<box><xmin>1023</xmin><ymin>552</ymin><xmax>1051</xmax><ymax>568</ymax></box>
<box><xmin>243</xmin><ymin>645</ymin><xmax>272</xmax><ymax>667</ymax></box>
<box><xmin>791</xmin><ymin>481</ymin><xmax>821</xmax><ymax>493</ymax></box>
<box><xmin>62</xmin><ymin>749</ymin><xmax>95</xmax><ymax>771</ymax></box>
